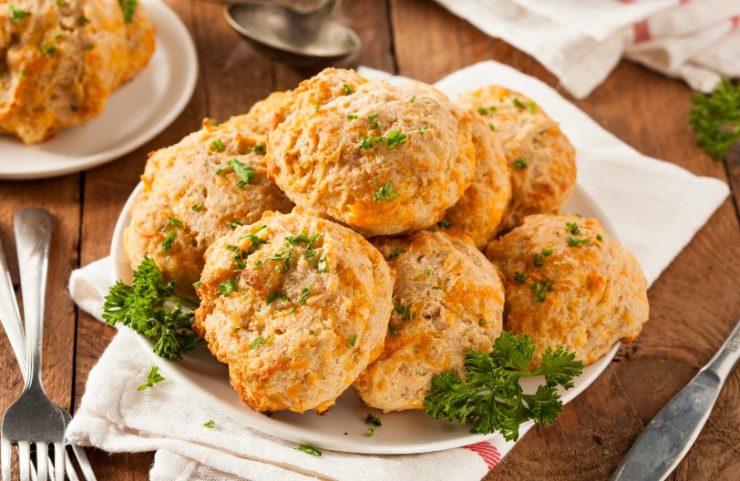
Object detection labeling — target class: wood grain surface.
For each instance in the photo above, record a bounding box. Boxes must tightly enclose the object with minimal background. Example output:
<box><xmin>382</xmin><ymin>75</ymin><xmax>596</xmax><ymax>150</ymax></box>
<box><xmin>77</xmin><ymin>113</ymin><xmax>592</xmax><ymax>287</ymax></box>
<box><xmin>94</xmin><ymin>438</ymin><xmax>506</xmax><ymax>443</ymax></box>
<box><xmin>0</xmin><ymin>0</ymin><xmax>738</xmax><ymax>480</ymax></box>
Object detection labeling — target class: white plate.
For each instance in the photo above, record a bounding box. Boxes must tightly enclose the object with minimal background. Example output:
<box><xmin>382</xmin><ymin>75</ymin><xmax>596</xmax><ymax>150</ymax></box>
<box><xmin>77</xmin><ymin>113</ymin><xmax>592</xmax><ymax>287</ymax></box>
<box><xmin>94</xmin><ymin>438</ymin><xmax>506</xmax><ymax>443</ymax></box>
<box><xmin>110</xmin><ymin>183</ymin><xmax>619</xmax><ymax>454</ymax></box>
<box><xmin>0</xmin><ymin>0</ymin><xmax>197</xmax><ymax>180</ymax></box>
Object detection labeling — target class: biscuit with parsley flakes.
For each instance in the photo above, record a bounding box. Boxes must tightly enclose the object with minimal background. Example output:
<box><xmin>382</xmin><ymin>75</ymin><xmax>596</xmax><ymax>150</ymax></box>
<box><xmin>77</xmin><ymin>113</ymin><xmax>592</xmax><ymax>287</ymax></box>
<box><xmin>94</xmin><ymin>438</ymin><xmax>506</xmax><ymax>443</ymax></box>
<box><xmin>123</xmin><ymin>114</ymin><xmax>293</xmax><ymax>297</ymax></box>
<box><xmin>458</xmin><ymin>85</ymin><xmax>576</xmax><ymax>231</ymax></box>
<box><xmin>0</xmin><ymin>0</ymin><xmax>155</xmax><ymax>144</ymax></box>
<box><xmin>354</xmin><ymin>231</ymin><xmax>504</xmax><ymax>412</ymax></box>
<box><xmin>439</xmin><ymin>111</ymin><xmax>512</xmax><ymax>248</ymax></box>
<box><xmin>267</xmin><ymin>70</ymin><xmax>477</xmax><ymax>237</ymax></box>
<box><xmin>486</xmin><ymin>214</ymin><xmax>648</xmax><ymax>366</ymax></box>
<box><xmin>194</xmin><ymin>211</ymin><xmax>394</xmax><ymax>414</ymax></box>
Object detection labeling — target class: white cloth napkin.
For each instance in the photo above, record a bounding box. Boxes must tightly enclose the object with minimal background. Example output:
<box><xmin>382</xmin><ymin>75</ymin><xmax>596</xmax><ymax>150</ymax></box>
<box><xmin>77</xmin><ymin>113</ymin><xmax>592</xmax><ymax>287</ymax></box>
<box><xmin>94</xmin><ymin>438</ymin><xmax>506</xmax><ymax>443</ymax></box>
<box><xmin>66</xmin><ymin>61</ymin><xmax>729</xmax><ymax>481</ymax></box>
<box><xmin>432</xmin><ymin>0</ymin><xmax>740</xmax><ymax>98</ymax></box>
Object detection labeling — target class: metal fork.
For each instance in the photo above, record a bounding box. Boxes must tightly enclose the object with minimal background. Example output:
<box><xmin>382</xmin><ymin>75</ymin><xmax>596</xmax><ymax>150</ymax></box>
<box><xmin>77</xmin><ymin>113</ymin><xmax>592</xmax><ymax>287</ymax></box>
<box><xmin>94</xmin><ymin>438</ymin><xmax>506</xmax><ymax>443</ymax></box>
<box><xmin>0</xmin><ymin>214</ymin><xmax>96</xmax><ymax>481</ymax></box>
<box><xmin>1</xmin><ymin>209</ymin><xmax>65</xmax><ymax>481</ymax></box>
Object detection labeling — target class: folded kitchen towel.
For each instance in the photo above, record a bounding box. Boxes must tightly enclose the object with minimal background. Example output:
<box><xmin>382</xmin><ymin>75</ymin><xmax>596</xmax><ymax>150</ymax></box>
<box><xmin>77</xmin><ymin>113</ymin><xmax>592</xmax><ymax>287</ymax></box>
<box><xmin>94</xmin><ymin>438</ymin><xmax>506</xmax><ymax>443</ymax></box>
<box><xmin>432</xmin><ymin>0</ymin><xmax>740</xmax><ymax>98</ymax></box>
<box><xmin>66</xmin><ymin>61</ymin><xmax>729</xmax><ymax>481</ymax></box>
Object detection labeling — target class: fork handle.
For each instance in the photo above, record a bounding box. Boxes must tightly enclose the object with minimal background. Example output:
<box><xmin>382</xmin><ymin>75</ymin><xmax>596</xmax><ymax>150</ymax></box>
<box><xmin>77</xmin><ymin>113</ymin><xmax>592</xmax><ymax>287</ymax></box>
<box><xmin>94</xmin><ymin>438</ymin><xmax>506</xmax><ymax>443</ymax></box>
<box><xmin>14</xmin><ymin>208</ymin><xmax>52</xmax><ymax>392</ymax></box>
<box><xmin>0</xmin><ymin>236</ymin><xmax>26</xmax><ymax>377</ymax></box>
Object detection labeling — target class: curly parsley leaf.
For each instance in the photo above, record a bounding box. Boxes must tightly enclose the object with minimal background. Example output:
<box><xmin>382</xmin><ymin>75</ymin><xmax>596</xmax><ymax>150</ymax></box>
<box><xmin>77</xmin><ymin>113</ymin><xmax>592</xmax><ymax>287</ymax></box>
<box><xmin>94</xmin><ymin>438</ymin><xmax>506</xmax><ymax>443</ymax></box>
<box><xmin>424</xmin><ymin>332</ymin><xmax>583</xmax><ymax>441</ymax></box>
<box><xmin>103</xmin><ymin>258</ymin><xmax>200</xmax><ymax>359</ymax></box>
<box><xmin>689</xmin><ymin>78</ymin><xmax>740</xmax><ymax>159</ymax></box>
<box><xmin>118</xmin><ymin>0</ymin><xmax>137</xmax><ymax>23</ymax></box>
<box><xmin>137</xmin><ymin>365</ymin><xmax>165</xmax><ymax>391</ymax></box>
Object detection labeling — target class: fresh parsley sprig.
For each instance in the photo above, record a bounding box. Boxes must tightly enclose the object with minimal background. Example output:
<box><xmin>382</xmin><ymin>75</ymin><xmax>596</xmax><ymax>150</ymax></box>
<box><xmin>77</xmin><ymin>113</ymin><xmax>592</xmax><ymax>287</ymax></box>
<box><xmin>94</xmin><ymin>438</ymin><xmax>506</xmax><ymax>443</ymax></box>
<box><xmin>689</xmin><ymin>78</ymin><xmax>740</xmax><ymax>159</ymax></box>
<box><xmin>103</xmin><ymin>257</ymin><xmax>200</xmax><ymax>359</ymax></box>
<box><xmin>424</xmin><ymin>332</ymin><xmax>583</xmax><ymax>441</ymax></box>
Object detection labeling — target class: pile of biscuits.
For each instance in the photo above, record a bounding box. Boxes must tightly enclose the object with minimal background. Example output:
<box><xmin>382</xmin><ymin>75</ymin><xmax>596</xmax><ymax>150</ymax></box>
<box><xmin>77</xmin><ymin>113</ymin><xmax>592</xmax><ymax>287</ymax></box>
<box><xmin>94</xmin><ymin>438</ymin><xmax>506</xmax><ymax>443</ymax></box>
<box><xmin>124</xmin><ymin>68</ymin><xmax>649</xmax><ymax>414</ymax></box>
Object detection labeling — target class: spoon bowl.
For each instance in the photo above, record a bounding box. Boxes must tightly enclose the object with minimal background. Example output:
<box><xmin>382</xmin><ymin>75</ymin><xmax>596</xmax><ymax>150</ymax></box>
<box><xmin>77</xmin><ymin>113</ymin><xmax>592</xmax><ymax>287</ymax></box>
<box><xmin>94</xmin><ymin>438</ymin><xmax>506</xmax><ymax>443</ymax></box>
<box><xmin>225</xmin><ymin>1</ymin><xmax>360</xmax><ymax>62</ymax></box>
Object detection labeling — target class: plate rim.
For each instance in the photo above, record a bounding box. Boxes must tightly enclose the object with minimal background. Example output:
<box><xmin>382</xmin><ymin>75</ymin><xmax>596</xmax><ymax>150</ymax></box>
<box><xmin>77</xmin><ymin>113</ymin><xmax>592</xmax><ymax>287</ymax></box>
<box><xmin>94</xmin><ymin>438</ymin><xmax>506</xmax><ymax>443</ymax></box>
<box><xmin>109</xmin><ymin>182</ymin><xmax>620</xmax><ymax>454</ymax></box>
<box><xmin>0</xmin><ymin>0</ymin><xmax>198</xmax><ymax>180</ymax></box>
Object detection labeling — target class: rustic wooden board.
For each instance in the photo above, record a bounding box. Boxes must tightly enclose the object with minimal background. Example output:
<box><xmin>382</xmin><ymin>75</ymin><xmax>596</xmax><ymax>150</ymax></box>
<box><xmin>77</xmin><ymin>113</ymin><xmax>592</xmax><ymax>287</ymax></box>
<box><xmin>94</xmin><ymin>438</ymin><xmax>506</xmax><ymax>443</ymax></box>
<box><xmin>0</xmin><ymin>0</ymin><xmax>737</xmax><ymax>479</ymax></box>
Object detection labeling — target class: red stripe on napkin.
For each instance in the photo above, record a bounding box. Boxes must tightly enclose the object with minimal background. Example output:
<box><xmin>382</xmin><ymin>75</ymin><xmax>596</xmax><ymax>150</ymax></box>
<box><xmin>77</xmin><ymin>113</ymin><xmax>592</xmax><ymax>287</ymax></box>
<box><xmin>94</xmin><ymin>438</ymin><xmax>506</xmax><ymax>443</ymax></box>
<box><xmin>732</xmin><ymin>15</ymin><xmax>739</xmax><ymax>28</ymax></box>
<box><xmin>633</xmin><ymin>20</ymin><xmax>652</xmax><ymax>43</ymax></box>
<box><xmin>464</xmin><ymin>442</ymin><xmax>501</xmax><ymax>470</ymax></box>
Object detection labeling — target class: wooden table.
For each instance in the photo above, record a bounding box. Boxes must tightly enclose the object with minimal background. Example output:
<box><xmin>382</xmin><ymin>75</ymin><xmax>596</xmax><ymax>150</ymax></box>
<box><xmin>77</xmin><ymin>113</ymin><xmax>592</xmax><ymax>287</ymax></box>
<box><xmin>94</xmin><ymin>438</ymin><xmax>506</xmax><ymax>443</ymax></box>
<box><xmin>1</xmin><ymin>1</ymin><xmax>738</xmax><ymax>479</ymax></box>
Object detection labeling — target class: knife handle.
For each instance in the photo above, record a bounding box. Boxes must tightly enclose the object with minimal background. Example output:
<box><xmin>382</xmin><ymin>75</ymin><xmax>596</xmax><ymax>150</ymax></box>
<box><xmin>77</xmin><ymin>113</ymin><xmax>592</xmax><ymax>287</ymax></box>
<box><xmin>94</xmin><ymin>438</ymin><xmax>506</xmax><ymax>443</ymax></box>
<box><xmin>704</xmin><ymin>320</ymin><xmax>740</xmax><ymax>382</ymax></box>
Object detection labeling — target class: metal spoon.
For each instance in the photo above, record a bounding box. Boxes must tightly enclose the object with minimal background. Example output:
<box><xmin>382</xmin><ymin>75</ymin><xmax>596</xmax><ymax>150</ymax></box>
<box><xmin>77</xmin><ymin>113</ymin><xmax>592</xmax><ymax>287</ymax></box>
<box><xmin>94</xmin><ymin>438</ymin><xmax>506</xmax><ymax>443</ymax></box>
<box><xmin>221</xmin><ymin>0</ymin><xmax>360</xmax><ymax>62</ymax></box>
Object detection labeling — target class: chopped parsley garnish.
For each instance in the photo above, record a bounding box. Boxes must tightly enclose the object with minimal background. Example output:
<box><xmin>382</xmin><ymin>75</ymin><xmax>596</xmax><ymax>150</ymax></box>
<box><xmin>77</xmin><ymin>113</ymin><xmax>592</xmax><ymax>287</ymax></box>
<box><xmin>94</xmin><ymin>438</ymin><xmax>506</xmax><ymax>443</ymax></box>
<box><xmin>394</xmin><ymin>302</ymin><xmax>411</xmax><ymax>321</ymax></box>
<box><xmin>299</xmin><ymin>286</ymin><xmax>311</xmax><ymax>305</ymax></box>
<box><xmin>385</xmin><ymin>130</ymin><xmax>407</xmax><ymax>148</ymax></box>
<box><xmin>567</xmin><ymin>236</ymin><xmax>590</xmax><ymax>247</ymax></box>
<box><xmin>227</xmin><ymin>221</ymin><xmax>243</xmax><ymax>229</ymax></box>
<box><xmin>192</xmin><ymin>280</ymin><xmax>201</xmax><ymax>290</ymax></box>
<box><xmin>530</xmin><ymin>280</ymin><xmax>554</xmax><ymax>302</ymax></box>
<box><xmin>596</xmin><ymin>234</ymin><xmax>604</xmax><ymax>242</ymax></box>
<box><xmin>249</xmin><ymin>336</ymin><xmax>267</xmax><ymax>349</ymax></box>
<box><xmin>365</xmin><ymin>427</ymin><xmax>376</xmax><ymax>437</ymax></box>
<box><xmin>347</xmin><ymin>114</ymin><xmax>358</xmax><ymax>120</ymax></box>
<box><xmin>103</xmin><ymin>258</ymin><xmax>199</xmax><ymax>359</ymax></box>
<box><xmin>688</xmin><ymin>78</ymin><xmax>740</xmax><ymax>159</ymax></box>
<box><xmin>512</xmin><ymin>98</ymin><xmax>536</xmax><ymax>112</ymax></box>
<box><xmin>119</xmin><ymin>0</ymin><xmax>137</xmax><ymax>23</ymax></box>
<box><xmin>513</xmin><ymin>158</ymin><xmax>528</xmax><ymax>170</ymax></box>
<box><xmin>368</xmin><ymin>111</ymin><xmax>380</xmax><ymax>129</ymax></box>
<box><xmin>229</xmin><ymin>158</ymin><xmax>255</xmax><ymax>188</ymax></box>
<box><xmin>161</xmin><ymin>231</ymin><xmax>176</xmax><ymax>252</ymax></box>
<box><xmin>233</xmin><ymin>326</ymin><xmax>241</xmax><ymax>333</ymax></box>
<box><xmin>42</xmin><ymin>45</ymin><xmax>57</xmax><ymax>56</ymax></box>
<box><xmin>476</xmin><ymin>106</ymin><xmax>497</xmax><ymax>116</ymax></box>
<box><xmin>76</xmin><ymin>14</ymin><xmax>89</xmax><ymax>25</ymax></box>
<box><xmin>418</xmin><ymin>126</ymin><xmax>429</xmax><ymax>134</ymax></box>
<box><xmin>424</xmin><ymin>332</ymin><xmax>583</xmax><ymax>441</ymax></box>
<box><xmin>192</xmin><ymin>203</ymin><xmax>204</xmax><ymax>212</ymax></box>
<box><xmin>266</xmin><ymin>291</ymin><xmax>280</xmax><ymax>305</ymax></box>
<box><xmin>296</xmin><ymin>444</ymin><xmax>321</xmax><ymax>456</ymax></box>
<box><xmin>388</xmin><ymin>247</ymin><xmax>406</xmax><ymax>259</ymax></box>
<box><xmin>566</xmin><ymin>222</ymin><xmax>580</xmax><ymax>235</ymax></box>
<box><xmin>269</xmin><ymin>232</ymin><xmax>322</xmax><ymax>272</ymax></box>
<box><xmin>436</xmin><ymin>219</ymin><xmax>452</xmax><ymax>230</ymax></box>
<box><xmin>137</xmin><ymin>366</ymin><xmax>165</xmax><ymax>391</ymax></box>
<box><xmin>359</xmin><ymin>135</ymin><xmax>385</xmax><ymax>149</ymax></box>
<box><xmin>532</xmin><ymin>248</ymin><xmax>553</xmax><ymax>267</ymax></box>
<box><xmin>211</xmin><ymin>138</ymin><xmax>225</xmax><ymax>152</ymax></box>
<box><xmin>389</xmin><ymin>325</ymin><xmax>398</xmax><ymax>336</ymax></box>
<box><xmin>514</xmin><ymin>272</ymin><xmax>527</xmax><ymax>283</ymax></box>
<box><xmin>343</xmin><ymin>83</ymin><xmax>353</xmax><ymax>95</ymax></box>
<box><xmin>203</xmin><ymin>420</ymin><xmax>216</xmax><ymax>429</ymax></box>
<box><xmin>410</xmin><ymin>95</ymin><xmax>416</xmax><ymax>102</ymax></box>
<box><xmin>347</xmin><ymin>334</ymin><xmax>357</xmax><ymax>348</ymax></box>
<box><xmin>365</xmin><ymin>413</ymin><xmax>382</xmax><ymax>427</ymax></box>
<box><xmin>166</xmin><ymin>217</ymin><xmax>182</xmax><ymax>228</ymax></box>
<box><xmin>488</xmin><ymin>122</ymin><xmax>495</xmax><ymax>131</ymax></box>
<box><xmin>10</xmin><ymin>6</ymin><xmax>30</xmax><ymax>22</ymax></box>
<box><xmin>251</xmin><ymin>144</ymin><xmax>266</xmax><ymax>155</ymax></box>
<box><xmin>217</xmin><ymin>279</ymin><xmax>238</xmax><ymax>296</ymax></box>
<box><xmin>373</xmin><ymin>181</ymin><xmax>399</xmax><ymax>202</ymax></box>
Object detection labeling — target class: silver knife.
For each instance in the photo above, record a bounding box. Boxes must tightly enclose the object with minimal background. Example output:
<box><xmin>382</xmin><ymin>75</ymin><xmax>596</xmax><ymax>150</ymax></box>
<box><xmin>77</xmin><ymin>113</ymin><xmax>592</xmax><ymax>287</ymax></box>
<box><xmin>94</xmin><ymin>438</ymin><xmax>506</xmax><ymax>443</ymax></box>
<box><xmin>610</xmin><ymin>319</ymin><xmax>740</xmax><ymax>481</ymax></box>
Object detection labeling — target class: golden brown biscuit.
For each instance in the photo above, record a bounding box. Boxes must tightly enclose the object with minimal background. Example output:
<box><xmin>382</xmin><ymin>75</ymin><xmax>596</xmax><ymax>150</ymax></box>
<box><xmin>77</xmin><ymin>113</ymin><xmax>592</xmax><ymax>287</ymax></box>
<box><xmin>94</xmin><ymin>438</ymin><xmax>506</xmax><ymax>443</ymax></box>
<box><xmin>0</xmin><ymin>0</ymin><xmax>155</xmax><ymax>143</ymax></box>
<box><xmin>440</xmin><ymin>112</ymin><xmax>512</xmax><ymax>248</ymax></box>
<box><xmin>195</xmin><ymin>212</ymin><xmax>394</xmax><ymax>413</ymax></box>
<box><xmin>458</xmin><ymin>86</ymin><xmax>576</xmax><ymax>231</ymax></box>
<box><xmin>354</xmin><ymin>231</ymin><xmax>504</xmax><ymax>412</ymax></box>
<box><xmin>486</xmin><ymin>214</ymin><xmax>649</xmax><ymax>366</ymax></box>
<box><xmin>123</xmin><ymin>115</ymin><xmax>293</xmax><ymax>296</ymax></box>
<box><xmin>268</xmin><ymin>71</ymin><xmax>477</xmax><ymax>237</ymax></box>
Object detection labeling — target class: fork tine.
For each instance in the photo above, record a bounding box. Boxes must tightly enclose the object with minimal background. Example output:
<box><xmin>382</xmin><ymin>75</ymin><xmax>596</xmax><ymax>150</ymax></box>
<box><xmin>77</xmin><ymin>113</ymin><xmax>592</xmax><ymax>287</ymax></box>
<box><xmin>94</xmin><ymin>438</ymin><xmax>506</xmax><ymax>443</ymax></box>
<box><xmin>64</xmin><ymin>449</ymin><xmax>80</xmax><ymax>481</ymax></box>
<box><xmin>53</xmin><ymin>444</ymin><xmax>64</xmax><ymax>481</ymax></box>
<box><xmin>29</xmin><ymin>456</ymin><xmax>38</xmax><ymax>481</ymax></box>
<box><xmin>70</xmin><ymin>445</ymin><xmax>96</xmax><ymax>481</ymax></box>
<box><xmin>35</xmin><ymin>443</ymin><xmax>48</xmax><ymax>481</ymax></box>
<box><xmin>18</xmin><ymin>441</ymin><xmax>30</xmax><ymax>481</ymax></box>
<box><xmin>1</xmin><ymin>436</ymin><xmax>11</xmax><ymax>481</ymax></box>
